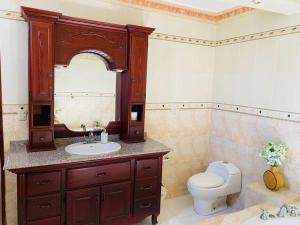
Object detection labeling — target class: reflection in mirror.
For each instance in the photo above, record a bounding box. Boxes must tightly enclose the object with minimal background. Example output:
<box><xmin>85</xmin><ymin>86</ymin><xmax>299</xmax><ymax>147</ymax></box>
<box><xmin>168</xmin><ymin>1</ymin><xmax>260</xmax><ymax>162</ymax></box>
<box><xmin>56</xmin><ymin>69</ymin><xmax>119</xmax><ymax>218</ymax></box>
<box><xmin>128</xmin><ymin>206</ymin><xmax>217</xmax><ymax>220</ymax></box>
<box><xmin>54</xmin><ymin>53</ymin><xmax>117</xmax><ymax>131</ymax></box>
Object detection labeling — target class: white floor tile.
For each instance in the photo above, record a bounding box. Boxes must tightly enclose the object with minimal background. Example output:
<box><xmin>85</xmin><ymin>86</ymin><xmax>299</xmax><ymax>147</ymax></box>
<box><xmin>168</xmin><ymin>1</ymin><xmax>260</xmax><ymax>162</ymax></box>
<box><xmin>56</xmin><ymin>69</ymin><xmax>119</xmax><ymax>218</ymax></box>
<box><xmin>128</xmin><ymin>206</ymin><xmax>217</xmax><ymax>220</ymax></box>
<box><xmin>134</xmin><ymin>195</ymin><xmax>236</xmax><ymax>225</ymax></box>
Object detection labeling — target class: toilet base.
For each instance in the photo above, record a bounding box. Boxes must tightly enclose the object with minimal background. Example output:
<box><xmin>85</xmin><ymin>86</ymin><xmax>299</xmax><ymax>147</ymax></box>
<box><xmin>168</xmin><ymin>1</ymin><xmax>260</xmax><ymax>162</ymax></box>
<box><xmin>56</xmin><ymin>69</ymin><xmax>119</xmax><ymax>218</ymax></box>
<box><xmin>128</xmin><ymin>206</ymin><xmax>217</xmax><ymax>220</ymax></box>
<box><xmin>193</xmin><ymin>196</ymin><xmax>227</xmax><ymax>216</ymax></box>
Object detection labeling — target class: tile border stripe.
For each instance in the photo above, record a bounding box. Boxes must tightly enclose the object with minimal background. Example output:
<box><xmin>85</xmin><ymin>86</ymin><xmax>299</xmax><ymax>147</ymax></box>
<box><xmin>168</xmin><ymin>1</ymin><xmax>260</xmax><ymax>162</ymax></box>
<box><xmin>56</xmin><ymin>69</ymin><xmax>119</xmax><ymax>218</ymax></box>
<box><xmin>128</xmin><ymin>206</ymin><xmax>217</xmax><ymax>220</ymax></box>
<box><xmin>150</xmin><ymin>33</ymin><xmax>216</xmax><ymax>46</ymax></box>
<box><xmin>145</xmin><ymin>102</ymin><xmax>300</xmax><ymax>123</ymax></box>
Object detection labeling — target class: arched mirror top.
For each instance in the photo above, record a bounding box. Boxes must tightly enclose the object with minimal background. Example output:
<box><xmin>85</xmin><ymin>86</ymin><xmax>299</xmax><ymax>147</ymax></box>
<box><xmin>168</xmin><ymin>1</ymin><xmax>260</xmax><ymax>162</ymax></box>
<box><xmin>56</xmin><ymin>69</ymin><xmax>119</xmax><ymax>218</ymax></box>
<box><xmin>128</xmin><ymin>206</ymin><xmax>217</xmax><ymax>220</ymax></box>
<box><xmin>58</xmin><ymin>49</ymin><xmax>123</xmax><ymax>72</ymax></box>
<box><xmin>54</xmin><ymin>52</ymin><xmax>119</xmax><ymax>132</ymax></box>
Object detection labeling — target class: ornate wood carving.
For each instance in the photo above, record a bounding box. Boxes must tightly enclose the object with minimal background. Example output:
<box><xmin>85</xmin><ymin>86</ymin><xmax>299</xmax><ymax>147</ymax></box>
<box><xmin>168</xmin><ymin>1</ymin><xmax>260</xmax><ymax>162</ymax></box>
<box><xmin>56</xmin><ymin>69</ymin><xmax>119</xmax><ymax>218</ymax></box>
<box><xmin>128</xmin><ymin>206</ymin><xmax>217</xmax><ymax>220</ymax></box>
<box><xmin>55</xmin><ymin>23</ymin><xmax>128</xmax><ymax>70</ymax></box>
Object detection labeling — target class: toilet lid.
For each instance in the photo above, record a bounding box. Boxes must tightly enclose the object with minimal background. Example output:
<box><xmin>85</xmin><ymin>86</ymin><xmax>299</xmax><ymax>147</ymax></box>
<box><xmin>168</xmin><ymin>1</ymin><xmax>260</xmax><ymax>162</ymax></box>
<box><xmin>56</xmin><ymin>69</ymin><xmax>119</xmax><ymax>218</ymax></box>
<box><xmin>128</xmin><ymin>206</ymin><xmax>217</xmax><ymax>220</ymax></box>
<box><xmin>189</xmin><ymin>172</ymin><xmax>225</xmax><ymax>188</ymax></box>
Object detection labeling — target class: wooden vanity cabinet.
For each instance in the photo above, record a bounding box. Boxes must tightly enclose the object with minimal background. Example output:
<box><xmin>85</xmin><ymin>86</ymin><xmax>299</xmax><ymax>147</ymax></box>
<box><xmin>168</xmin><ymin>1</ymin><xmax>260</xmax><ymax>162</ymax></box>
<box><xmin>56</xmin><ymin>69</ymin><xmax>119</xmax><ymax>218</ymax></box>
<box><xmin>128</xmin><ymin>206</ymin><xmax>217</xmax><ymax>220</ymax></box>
<box><xmin>14</xmin><ymin>155</ymin><xmax>164</xmax><ymax>225</ymax></box>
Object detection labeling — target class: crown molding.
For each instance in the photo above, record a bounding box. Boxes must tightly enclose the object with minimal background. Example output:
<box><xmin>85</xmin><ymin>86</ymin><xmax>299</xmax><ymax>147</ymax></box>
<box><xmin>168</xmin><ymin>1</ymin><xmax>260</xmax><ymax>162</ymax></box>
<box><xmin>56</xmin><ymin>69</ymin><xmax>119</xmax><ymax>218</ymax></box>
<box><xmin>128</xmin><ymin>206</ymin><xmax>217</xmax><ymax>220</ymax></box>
<box><xmin>111</xmin><ymin>0</ymin><xmax>255</xmax><ymax>22</ymax></box>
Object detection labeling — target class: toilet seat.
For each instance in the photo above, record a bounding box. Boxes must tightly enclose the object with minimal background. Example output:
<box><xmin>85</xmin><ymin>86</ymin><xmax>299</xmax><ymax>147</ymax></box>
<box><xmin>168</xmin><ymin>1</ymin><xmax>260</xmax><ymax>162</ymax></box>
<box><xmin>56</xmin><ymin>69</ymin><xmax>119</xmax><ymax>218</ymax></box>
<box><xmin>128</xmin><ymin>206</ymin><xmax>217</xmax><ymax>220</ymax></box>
<box><xmin>189</xmin><ymin>172</ymin><xmax>225</xmax><ymax>188</ymax></box>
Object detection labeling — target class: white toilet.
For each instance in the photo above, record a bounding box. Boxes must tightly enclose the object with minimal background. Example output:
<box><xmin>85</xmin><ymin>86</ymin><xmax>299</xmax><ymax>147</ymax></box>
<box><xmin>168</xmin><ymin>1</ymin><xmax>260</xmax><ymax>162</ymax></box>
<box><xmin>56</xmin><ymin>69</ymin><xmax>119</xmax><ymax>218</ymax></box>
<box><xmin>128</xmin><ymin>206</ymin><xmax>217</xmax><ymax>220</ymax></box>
<box><xmin>187</xmin><ymin>161</ymin><xmax>241</xmax><ymax>215</ymax></box>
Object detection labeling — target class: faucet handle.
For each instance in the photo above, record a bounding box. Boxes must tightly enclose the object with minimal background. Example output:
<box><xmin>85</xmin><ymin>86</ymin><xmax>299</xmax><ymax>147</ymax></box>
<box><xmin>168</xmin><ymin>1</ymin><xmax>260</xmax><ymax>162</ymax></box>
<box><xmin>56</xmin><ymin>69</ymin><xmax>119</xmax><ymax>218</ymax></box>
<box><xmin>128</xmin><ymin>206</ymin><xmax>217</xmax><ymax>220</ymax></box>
<box><xmin>260</xmin><ymin>209</ymin><xmax>269</xmax><ymax>220</ymax></box>
<box><xmin>289</xmin><ymin>205</ymin><xmax>297</xmax><ymax>217</ymax></box>
<box><xmin>81</xmin><ymin>124</ymin><xmax>86</xmax><ymax>131</ymax></box>
<box><xmin>94</xmin><ymin>121</ymin><xmax>100</xmax><ymax>128</ymax></box>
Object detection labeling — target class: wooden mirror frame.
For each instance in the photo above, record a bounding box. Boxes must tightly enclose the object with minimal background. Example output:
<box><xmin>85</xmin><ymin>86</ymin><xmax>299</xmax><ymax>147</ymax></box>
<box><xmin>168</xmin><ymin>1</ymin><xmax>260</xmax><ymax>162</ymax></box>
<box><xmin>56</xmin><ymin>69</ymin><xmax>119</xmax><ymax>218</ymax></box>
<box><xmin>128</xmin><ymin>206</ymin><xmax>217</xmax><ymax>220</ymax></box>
<box><xmin>22</xmin><ymin>7</ymin><xmax>154</xmax><ymax>151</ymax></box>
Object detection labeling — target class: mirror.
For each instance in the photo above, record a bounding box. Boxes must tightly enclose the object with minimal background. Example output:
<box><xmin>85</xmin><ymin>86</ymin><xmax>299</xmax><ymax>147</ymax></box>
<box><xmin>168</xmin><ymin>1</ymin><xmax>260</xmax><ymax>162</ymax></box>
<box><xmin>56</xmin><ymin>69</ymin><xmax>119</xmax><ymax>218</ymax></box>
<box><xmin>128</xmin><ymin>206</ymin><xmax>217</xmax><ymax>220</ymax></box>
<box><xmin>54</xmin><ymin>53</ymin><xmax>118</xmax><ymax>132</ymax></box>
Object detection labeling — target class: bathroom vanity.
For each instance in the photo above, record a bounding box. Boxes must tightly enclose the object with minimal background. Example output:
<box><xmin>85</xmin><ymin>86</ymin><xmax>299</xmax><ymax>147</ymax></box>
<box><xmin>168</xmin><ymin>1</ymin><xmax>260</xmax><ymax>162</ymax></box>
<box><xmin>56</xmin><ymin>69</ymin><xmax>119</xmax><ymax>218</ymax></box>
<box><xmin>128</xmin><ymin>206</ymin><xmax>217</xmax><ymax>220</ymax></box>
<box><xmin>5</xmin><ymin>139</ymin><xmax>170</xmax><ymax>225</ymax></box>
<box><xmin>4</xmin><ymin>6</ymin><xmax>170</xmax><ymax>225</ymax></box>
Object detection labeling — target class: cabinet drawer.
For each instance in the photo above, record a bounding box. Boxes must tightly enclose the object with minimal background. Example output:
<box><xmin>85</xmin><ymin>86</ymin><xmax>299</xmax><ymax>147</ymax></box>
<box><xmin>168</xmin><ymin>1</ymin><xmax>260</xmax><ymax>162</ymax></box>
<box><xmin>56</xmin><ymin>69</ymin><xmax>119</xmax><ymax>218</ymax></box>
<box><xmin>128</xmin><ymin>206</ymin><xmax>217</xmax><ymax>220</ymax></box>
<box><xmin>134</xmin><ymin>196</ymin><xmax>158</xmax><ymax>216</ymax></box>
<box><xmin>27</xmin><ymin>194</ymin><xmax>61</xmax><ymax>221</ymax></box>
<box><xmin>135</xmin><ymin>177</ymin><xmax>159</xmax><ymax>199</ymax></box>
<box><xmin>136</xmin><ymin>158</ymin><xmax>159</xmax><ymax>178</ymax></box>
<box><xmin>129</xmin><ymin>126</ymin><xmax>144</xmax><ymax>139</ymax></box>
<box><xmin>27</xmin><ymin>171</ymin><xmax>61</xmax><ymax>196</ymax></box>
<box><xmin>67</xmin><ymin>162</ymin><xmax>131</xmax><ymax>189</ymax></box>
<box><xmin>31</xmin><ymin>129</ymin><xmax>53</xmax><ymax>147</ymax></box>
<box><xmin>27</xmin><ymin>216</ymin><xmax>61</xmax><ymax>225</ymax></box>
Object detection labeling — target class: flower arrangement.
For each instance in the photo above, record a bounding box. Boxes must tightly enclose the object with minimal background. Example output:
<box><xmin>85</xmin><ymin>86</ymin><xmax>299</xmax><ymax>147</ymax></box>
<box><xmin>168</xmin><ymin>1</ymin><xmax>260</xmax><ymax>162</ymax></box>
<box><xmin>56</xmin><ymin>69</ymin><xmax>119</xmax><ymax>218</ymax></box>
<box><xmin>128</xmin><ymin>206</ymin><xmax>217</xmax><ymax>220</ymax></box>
<box><xmin>259</xmin><ymin>143</ymin><xmax>288</xmax><ymax>167</ymax></box>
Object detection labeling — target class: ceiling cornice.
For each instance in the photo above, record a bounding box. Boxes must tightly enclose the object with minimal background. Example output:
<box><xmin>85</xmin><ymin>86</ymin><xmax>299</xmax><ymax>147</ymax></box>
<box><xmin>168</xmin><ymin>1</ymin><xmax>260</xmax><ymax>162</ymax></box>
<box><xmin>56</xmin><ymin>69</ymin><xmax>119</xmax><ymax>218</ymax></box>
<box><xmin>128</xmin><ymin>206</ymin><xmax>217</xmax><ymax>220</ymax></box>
<box><xmin>112</xmin><ymin>0</ymin><xmax>255</xmax><ymax>22</ymax></box>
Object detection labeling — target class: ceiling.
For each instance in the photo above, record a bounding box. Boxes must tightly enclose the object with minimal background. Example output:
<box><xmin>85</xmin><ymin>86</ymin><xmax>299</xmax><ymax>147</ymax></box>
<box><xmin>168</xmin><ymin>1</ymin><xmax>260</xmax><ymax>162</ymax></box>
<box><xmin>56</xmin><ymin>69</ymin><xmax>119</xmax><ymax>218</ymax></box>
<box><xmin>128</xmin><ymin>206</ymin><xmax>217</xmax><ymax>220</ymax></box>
<box><xmin>160</xmin><ymin>0</ymin><xmax>300</xmax><ymax>15</ymax></box>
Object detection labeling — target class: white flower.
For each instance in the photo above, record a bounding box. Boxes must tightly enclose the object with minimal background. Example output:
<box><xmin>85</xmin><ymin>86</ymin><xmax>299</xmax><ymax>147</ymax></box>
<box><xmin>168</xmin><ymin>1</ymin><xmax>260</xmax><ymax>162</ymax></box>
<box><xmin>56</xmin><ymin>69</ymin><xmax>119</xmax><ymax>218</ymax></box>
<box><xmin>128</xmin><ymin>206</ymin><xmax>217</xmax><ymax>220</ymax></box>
<box><xmin>259</xmin><ymin>143</ymin><xmax>288</xmax><ymax>167</ymax></box>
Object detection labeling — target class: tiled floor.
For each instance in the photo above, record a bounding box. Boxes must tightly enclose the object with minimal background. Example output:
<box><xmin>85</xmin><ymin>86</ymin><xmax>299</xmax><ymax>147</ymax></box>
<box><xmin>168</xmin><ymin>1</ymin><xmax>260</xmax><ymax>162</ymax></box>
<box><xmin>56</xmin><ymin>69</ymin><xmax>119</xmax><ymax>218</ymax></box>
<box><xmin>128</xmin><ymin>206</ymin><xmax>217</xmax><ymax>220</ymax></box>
<box><xmin>135</xmin><ymin>195</ymin><xmax>236</xmax><ymax>225</ymax></box>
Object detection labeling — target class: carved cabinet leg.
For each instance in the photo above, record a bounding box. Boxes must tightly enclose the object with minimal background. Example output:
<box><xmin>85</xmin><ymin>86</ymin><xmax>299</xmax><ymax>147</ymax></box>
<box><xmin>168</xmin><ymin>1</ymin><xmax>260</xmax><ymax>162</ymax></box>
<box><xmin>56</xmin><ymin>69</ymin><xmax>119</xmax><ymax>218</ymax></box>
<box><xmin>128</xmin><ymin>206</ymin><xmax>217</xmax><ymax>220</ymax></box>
<box><xmin>151</xmin><ymin>214</ymin><xmax>158</xmax><ymax>225</ymax></box>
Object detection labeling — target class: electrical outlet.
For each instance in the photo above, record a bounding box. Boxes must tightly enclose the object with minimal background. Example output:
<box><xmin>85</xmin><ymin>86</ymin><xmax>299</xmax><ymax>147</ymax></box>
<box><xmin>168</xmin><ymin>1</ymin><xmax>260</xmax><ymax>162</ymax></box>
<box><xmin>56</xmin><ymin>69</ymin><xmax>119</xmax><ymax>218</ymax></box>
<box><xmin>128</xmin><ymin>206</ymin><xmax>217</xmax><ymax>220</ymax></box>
<box><xmin>17</xmin><ymin>107</ymin><xmax>28</xmax><ymax>121</ymax></box>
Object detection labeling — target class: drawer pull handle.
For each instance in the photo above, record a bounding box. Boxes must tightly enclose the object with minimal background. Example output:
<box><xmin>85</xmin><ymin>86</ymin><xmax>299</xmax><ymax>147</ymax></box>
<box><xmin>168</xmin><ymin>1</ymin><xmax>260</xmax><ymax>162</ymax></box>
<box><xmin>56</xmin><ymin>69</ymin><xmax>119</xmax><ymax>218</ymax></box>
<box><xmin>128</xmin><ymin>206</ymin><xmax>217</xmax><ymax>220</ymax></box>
<box><xmin>143</xmin><ymin>166</ymin><xmax>152</xmax><ymax>170</ymax></box>
<box><xmin>97</xmin><ymin>172</ymin><xmax>106</xmax><ymax>176</ymax></box>
<box><xmin>102</xmin><ymin>193</ymin><xmax>106</xmax><ymax>202</ymax></box>
<box><xmin>38</xmin><ymin>203</ymin><xmax>52</xmax><ymax>208</ymax></box>
<box><xmin>109</xmin><ymin>190</ymin><xmax>124</xmax><ymax>195</ymax></box>
<box><xmin>39</xmin><ymin>137</ymin><xmax>45</xmax><ymax>141</ymax></box>
<box><xmin>135</xmin><ymin>130</ymin><xmax>140</xmax><ymax>135</ymax></box>
<box><xmin>141</xmin><ymin>185</ymin><xmax>153</xmax><ymax>190</ymax></box>
<box><xmin>36</xmin><ymin>180</ymin><xmax>51</xmax><ymax>185</ymax></box>
<box><xmin>77</xmin><ymin>196</ymin><xmax>92</xmax><ymax>201</ymax></box>
<box><xmin>140</xmin><ymin>203</ymin><xmax>152</xmax><ymax>209</ymax></box>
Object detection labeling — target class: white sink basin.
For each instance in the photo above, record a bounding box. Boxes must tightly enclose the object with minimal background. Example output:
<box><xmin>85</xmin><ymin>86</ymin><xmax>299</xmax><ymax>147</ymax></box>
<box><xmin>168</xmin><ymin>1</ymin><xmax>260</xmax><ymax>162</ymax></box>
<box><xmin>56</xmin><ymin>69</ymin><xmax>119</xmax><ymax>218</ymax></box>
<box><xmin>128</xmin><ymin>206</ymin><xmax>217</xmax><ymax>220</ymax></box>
<box><xmin>65</xmin><ymin>142</ymin><xmax>121</xmax><ymax>155</ymax></box>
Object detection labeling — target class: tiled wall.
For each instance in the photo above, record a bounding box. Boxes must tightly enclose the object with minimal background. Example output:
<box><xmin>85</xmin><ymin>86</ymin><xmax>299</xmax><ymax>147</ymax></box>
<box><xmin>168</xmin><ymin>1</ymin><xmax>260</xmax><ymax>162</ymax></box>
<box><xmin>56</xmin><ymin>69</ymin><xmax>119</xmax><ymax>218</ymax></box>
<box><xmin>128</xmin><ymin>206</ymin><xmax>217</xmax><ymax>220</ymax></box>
<box><xmin>145</xmin><ymin>108</ymin><xmax>211</xmax><ymax>198</ymax></box>
<box><xmin>209</xmin><ymin>109</ymin><xmax>300</xmax><ymax>209</ymax></box>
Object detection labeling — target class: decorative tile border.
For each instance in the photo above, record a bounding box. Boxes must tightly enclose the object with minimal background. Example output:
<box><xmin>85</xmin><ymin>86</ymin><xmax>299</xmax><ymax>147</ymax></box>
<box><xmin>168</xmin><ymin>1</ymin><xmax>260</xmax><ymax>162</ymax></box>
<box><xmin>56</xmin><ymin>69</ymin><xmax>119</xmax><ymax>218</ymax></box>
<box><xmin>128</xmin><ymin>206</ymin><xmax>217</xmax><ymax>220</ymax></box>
<box><xmin>2</xmin><ymin>104</ymin><xmax>28</xmax><ymax>115</ymax></box>
<box><xmin>150</xmin><ymin>33</ymin><xmax>216</xmax><ymax>46</ymax></box>
<box><xmin>54</xmin><ymin>92</ymin><xmax>115</xmax><ymax>98</ymax></box>
<box><xmin>146</xmin><ymin>102</ymin><xmax>300</xmax><ymax>123</ymax></box>
<box><xmin>0</xmin><ymin>10</ymin><xmax>24</xmax><ymax>21</ymax></box>
<box><xmin>4</xmin><ymin>102</ymin><xmax>300</xmax><ymax>122</ymax></box>
<box><xmin>216</xmin><ymin>25</ymin><xmax>300</xmax><ymax>46</ymax></box>
<box><xmin>151</xmin><ymin>24</ymin><xmax>300</xmax><ymax>46</ymax></box>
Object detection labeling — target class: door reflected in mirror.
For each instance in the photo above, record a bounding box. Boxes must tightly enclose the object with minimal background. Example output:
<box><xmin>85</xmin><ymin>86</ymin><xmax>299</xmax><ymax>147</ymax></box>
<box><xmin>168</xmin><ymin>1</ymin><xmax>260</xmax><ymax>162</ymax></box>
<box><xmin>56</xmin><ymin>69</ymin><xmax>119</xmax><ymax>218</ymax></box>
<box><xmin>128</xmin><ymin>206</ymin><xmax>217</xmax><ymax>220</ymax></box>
<box><xmin>54</xmin><ymin>53</ymin><xmax>118</xmax><ymax>132</ymax></box>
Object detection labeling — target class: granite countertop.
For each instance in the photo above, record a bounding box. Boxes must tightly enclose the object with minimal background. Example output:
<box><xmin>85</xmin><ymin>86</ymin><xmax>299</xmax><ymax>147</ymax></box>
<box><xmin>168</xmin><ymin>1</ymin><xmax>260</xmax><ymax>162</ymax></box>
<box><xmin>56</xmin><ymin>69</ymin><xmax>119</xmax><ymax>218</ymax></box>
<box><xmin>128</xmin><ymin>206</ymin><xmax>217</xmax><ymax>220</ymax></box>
<box><xmin>4</xmin><ymin>137</ymin><xmax>171</xmax><ymax>171</ymax></box>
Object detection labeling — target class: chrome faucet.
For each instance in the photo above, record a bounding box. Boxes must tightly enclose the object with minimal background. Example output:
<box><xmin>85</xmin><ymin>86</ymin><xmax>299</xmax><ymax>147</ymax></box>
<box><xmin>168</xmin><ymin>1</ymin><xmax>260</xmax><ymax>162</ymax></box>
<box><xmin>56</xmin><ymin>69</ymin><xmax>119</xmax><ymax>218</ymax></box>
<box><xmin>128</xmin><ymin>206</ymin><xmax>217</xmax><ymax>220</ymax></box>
<box><xmin>260</xmin><ymin>209</ymin><xmax>269</xmax><ymax>220</ymax></box>
<box><xmin>277</xmin><ymin>204</ymin><xmax>290</xmax><ymax>217</ymax></box>
<box><xmin>81</xmin><ymin>124</ymin><xmax>97</xmax><ymax>144</ymax></box>
<box><xmin>81</xmin><ymin>124</ymin><xmax>87</xmax><ymax>132</ymax></box>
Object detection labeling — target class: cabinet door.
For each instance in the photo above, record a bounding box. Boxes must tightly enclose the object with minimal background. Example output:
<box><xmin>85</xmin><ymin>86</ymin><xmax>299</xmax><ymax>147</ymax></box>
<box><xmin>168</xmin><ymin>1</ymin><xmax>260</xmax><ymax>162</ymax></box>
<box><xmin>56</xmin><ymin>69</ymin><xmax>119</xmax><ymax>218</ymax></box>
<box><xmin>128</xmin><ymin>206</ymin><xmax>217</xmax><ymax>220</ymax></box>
<box><xmin>100</xmin><ymin>182</ymin><xmax>131</xmax><ymax>224</ymax></box>
<box><xmin>30</xmin><ymin>20</ymin><xmax>54</xmax><ymax>102</ymax></box>
<box><xmin>66</xmin><ymin>187</ymin><xmax>99</xmax><ymax>225</ymax></box>
<box><xmin>130</xmin><ymin>34</ymin><xmax>148</xmax><ymax>101</ymax></box>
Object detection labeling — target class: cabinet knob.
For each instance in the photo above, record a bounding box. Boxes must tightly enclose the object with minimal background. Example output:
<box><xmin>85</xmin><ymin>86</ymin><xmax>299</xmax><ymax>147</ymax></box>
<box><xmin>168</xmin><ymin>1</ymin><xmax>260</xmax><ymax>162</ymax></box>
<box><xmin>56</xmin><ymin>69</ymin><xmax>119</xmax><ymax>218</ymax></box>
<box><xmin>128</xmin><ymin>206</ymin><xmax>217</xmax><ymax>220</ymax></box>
<box><xmin>135</xmin><ymin>130</ymin><xmax>140</xmax><ymax>135</ymax></box>
<box><xmin>36</xmin><ymin>179</ymin><xmax>51</xmax><ymax>185</ymax></box>
<box><xmin>97</xmin><ymin>172</ymin><xmax>106</xmax><ymax>176</ymax></box>
<box><xmin>140</xmin><ymin>185</ymin><xmax>153</xmax><ymax>191</ymax></box>
<box><xmin>140</xmin><ymin>203</ymin><xmax>152</xmax><ymax>209</ymax></box>
<box><xmin>109</xmin><ymin>190</ymin><xmax>124</xmax><ymax>195</ymax></box>
<box><xmin>143</xmin><ymin>166</ymin><xmax>152</xmax><ymax>171</ymax></box>
<box><xmin>48</xmin><ymin>72</ymin><xmax>53</xmax><ymax>78</ymax></box>
<box><xmin>39</xmin><ymin>137</ymin><xmax>45</xmax><ymax>141</ymax></box>
<box><xmin>38</xmin><ymin>203</ymin><xmax>52</xmax><ymax>209</ymax></box>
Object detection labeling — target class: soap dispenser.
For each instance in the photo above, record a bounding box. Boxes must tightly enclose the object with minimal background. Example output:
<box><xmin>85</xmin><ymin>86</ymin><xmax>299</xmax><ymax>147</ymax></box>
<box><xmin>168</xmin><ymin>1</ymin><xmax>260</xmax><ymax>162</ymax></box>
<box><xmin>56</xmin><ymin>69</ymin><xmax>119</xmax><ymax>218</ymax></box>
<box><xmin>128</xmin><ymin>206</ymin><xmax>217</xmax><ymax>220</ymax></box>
<box><xmin>101</xmin><ymin>127</ymin><xmax>108</xmax><ymax>144</ymax></box>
